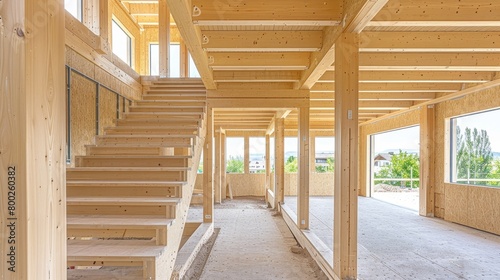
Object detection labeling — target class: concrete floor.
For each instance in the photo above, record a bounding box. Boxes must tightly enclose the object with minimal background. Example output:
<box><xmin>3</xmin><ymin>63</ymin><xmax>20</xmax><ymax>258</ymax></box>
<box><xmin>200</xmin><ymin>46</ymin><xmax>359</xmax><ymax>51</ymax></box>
<box><xmin>188</xmin><ymin>198</ymin><xmax>327</xmax><ymax>280</ymax></box>
<box><xmin>285</xmin><ymin>196</ymin><xmax>500</xmax><ymax>280</ymax></box>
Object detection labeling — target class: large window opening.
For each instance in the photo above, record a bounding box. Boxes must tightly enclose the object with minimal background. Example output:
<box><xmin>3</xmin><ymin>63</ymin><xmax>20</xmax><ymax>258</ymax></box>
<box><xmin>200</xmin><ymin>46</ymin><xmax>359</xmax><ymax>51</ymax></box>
<box><xmin>315</xmin><ymin>137</ymin><xmax>335</xmax><ymax>173</ymax></box>
<box><xmin>149</xmin><ymin>44</ymin><xmax>159</xmax><ymax>76</ymax></box>
<box><xmin>112</xmin><ymin>20</ymin><xmax>132</xmax><ymax>67</ymax></box>
<box><xmin>188</xmin><ymin>54</ymin><xmax>201</xmax><ymax>78</ymax></box>
<box><xmin>170</xmin><ymin>43</ymin><xmax>181</xmax><ymax>78</ymax></box>
<box><xmin>65</xmin><ymin>0</ymin><xmax>82</xmax><ymax>21</ymax></box>
<box><xmin>450</xmin><ymin>109</ymin><xmax>500</xmax><ymax>187</ymax></box>
<box><xmin>226</xmin><ymin>137</ymin><xmax>244</xmax><ymax>174</ymax></box>
<box><xmin>249</xmin><ymin>137</ymin><xmax>266</xmax><ymax>173</ymax></box>
<box><xmin>285</xmin><ymin>137</ymin><xmax>298</xmax><ymax>173</ymax></box>
<box><xmin>371</xmin><ymin>126</ymin><xmax>420</xmax><ymax>211</ymax></box>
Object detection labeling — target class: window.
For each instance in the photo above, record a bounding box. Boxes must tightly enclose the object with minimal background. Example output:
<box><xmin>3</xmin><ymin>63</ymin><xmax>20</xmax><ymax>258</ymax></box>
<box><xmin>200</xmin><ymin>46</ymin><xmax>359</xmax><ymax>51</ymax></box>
<box><xmin>226</xmin><ymin>137</ymin><xmax>244</xmax><ymax>173</ymax></box>
<box><xmin>188</xmin><ymin>54</ymin><xmax>201</xmax><ymax>78</ymax></box>
<box><xmin>249</xmin><ymin>137</ymin><xmax>266</xmax><ymax>173</ymax></box>
<box><xmin>170</xmin><ymin>43</ymin><xmax>181</xmax><ymax>78</ymax></box>
<box><xmin>270</xmin><ymin>137</ymin><xmax>275</xmax><ymax>172</ymax></box>
<box><xmin>112</xmin><ymin>20</ymin><xmax>132</xmax><ymax>66</ymax></box>
<box><xmin>285</xmin><ymin>137</ymin><xmax>298</xmax><ymax>173</ymax></box>
<box><xmin>150</xmin><ymin>44</ymin><xmax>159</xmax><ymax>75</ymax></box>
<box><xmin>315</xmin><ymin>137</ymin><xmax>335</xmax><ymax>173</ymax></box>
<box><xmin>450</xmin><ymin>109</ymin><xmax>500</xmax><ymax>187</ymax></box>
<box><xmin>65</xmin><ymin>0</ymin><xmax>82</xmax><ymax>21</ymax></box>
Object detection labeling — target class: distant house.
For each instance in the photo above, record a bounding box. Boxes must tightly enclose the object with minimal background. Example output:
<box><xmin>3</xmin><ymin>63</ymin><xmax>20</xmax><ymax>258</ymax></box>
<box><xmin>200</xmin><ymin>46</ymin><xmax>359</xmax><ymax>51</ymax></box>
<box><xmin>373</xmin><ymin>153</ymin><xmax>393</xmax><ymax>173</ymax></box>
<box><xmin>249</xmin><ymin>155</ymin><xmax>266</xmax><ymax>173</ymax></box>
<box><xmin>315</xmin><ymin>152</ymin><xmax>334</xmax><ymax>167</ymax></box>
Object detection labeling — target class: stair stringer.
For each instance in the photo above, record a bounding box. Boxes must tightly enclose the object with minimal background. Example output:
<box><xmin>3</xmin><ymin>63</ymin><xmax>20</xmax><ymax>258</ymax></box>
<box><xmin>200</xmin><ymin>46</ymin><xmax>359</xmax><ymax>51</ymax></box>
<box><xmin>154</xmin><ymin>110</ymin><xmax>207</xmax><ymax>278</ymax></box>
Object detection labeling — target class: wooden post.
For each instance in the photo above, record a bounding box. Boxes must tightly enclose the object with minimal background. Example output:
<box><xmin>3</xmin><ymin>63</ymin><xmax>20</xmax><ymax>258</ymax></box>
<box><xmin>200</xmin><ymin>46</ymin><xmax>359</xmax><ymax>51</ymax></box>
<box><xmin>83</xmin><ymin>0</ymin><xmax>99</xmax><ymax>34</ymax></box>
<box><xmin>420</xmin><ymin>105</ymin><xmax>435</xmax><ymax>217</ymax></box>
<box><xmin>334</xmin><ymin>33</ymin><xmax>359</xmax><ymax>279</ymax></box>
<box><xmin>310</xmin><ymin>133</ymin><xmax>316</xmax><ymax>173</ymax></box>
<box><xmin>358</xmin><ymin>127</ymin><xmax>370</xmax><ymax>197</ymax></box>
<box><xmin>265</xmin><ymin>134</ymin><xmax>271</xmax><ymax>193</ymax></box>
<box><xmin>159</xmin><ymin>0</ymin><xmax>170</xmax><ymax>77</ymax></box>
<box><xmin>203</xmin><ymin>108</ymin><xmax>214</xmax><ymax>223</ymax></box>
<box><xmin>214</xmin><ymin>129</ymin><xmax>221</xmax><ymax>203</ymax></box>
<box><xmin>180</xmin><ymin>40</ymin><xmax>188</xmax><ymax>77</ymax></box>
<box><xmin>297</xmin><ymin>106</ymin><xmax>310</xmax><ymax>229</ymax></box>
<box><xmin>0</xmin><ymin>0</ymin><xmax>66</xmax><ymax>278</ymax></box>
<box><xmin>221</xmin><ymin>133</ymin><xmax>227</xmax><ymax>199</ymax></box>
<box><xmin>244</xmin><ymin>136</ymin><xmax>250</xmax><ymax>174</ymax></box>
<box><xmin>274</xmin><ymin>118</ymin><xmax>285</xmax><ymax>208</ymax></box>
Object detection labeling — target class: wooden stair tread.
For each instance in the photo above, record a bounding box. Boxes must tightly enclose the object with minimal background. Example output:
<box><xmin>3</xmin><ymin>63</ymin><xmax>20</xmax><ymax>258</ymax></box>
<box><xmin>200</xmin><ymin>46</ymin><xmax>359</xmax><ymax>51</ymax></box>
<box><xmin>67</xmin><ymin>180</ymin><xmax>186</xmax><ymax>186</ymax></box>
<box><xmin>98</xmin><ymin>134</ymin><xmax>196</xmax><ymax>138</ymax></box>
<box><xmin>67</xmin><ymin>215</ymin><xmax>175</xmax><ymax>228</ymax></box>
<box><xmin>67</xmin><ymin>239</ymin><xmax>164</xmax><ymax>259</ymax></box>
<box><xmin>67</xmin><ymin>196</ymin><xmax>181</xmax><ymax>205</ymax></box>
<box><xmin>76</xmin><ymin>155</ymin><xmax>192</xmax><ymax>159</ymax></box>
<box><xmin>68</xmin><ymin>167</ymin><xmax>190</xmax><ymax>171</ymax></box>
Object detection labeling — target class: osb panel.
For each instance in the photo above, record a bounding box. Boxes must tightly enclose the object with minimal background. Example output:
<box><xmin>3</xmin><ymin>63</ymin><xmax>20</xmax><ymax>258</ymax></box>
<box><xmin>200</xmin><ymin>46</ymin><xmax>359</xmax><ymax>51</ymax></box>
<box><xmin>70</xmin><ymin>73</ymin><xmax>96</xmax><ymax>165</ymax></box>
<box><xmin>285</xmin><ymin>173</ymin><xmax>334</xmax><ymax>195</ymax></box>
<box><xmin>98</xmin><ymin>88</ymin><xmax>118</xmax><ymax>135</ymax></box>
<box><xmin>445</xmin><ymin>184</ymin><xmax>500</xmax><ymax>235</ymax></box>
<box><xmin>361</xmin><ymin>109</ymin><xmax>420</xmax><ymax>136</ymax></box>
<box><xmin>444</xmin><ymin>184</ymin><xmax>468</xmax><ymax>225</ymax></box>
<box><xmin>226</xmin><ymin>174</ymin><xmax>266</xmax><ymax>196</ymax></box>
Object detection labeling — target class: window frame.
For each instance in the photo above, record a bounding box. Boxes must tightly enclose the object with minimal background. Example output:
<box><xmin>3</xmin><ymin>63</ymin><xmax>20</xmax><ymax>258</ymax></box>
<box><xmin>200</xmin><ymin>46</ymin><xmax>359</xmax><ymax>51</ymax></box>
<box><xmin>111</xmin><ymin>19</ymin><xmax>133</xmax><ymax>67</ymax></box>
<box><xmin>65</xmin><ymin>0</ymin><xmax>83</xmax><ymax>22</ymax></box>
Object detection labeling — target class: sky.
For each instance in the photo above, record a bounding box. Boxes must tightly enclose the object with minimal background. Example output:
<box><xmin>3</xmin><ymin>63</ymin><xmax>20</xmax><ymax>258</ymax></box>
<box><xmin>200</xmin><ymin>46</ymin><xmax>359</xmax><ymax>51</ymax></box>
<box><xmin>374</xmin><ymin>126</ymin><xmax>420</xmax><ymax>154</ymax></box>
<box><xmin>455</xmin><ymin>109</ymin><xmax>500</xmax><ymax>152</ymax></box>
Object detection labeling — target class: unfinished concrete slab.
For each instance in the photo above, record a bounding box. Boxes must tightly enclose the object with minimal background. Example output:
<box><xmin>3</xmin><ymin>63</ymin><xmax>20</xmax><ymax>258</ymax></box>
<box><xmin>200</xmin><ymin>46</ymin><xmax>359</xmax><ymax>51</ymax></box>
<box><xmin>188</xmin><ymin>197</ymin><xmax>327</xmax><ymax>280</ymax></box>
<box><xmin>284</xmin><ymin>196</ymin><xmax>500</xmax><ymax>280</ymax></box>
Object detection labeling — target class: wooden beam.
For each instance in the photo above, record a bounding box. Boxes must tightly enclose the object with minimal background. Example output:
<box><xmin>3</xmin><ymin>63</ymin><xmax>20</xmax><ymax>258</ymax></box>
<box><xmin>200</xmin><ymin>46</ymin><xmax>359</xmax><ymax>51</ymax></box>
<box><xmin>311</xmin><ymin>100</ymin><xmax>414</xmax><ymax>110</ymax></box>
<box><xmin>180</xmin><ymin>40</ymin><xmax>188</xmax><ymax>77</ymax></box>
<box><xmin>312</xmin><ymin>92</ymin><xmax>436</xmax><ymax>101</ymax></box>
<box><xmin>361</xmin><ymin>32</ymin><xmax>500</xmax><ymax>52</ymax></box>
<box><xmin>191</xmin><ymin>0</ymin><xmax>341</xmax><ymax>26</ymax></box>
<box><xmin>158</xmin><ymin>0</ymin><xmax>170</xmax><ymax>77</ymax></box>
<box><xmin>370</xmin><ymin>0</ymin><xmax>500</xmax><ymax>26</ymax></box>
<box><xmin>213</xmin><ymin>71</ymin><xmax>302</xmax><ymax>83</ymax></box>
<box><xmin>320</xmin><ymin>71</ymin><xmax>493</xmax><ymax>83</ymax></box>
<box><xmin>208</xmin><ymin>89</ymin><xmax>309</xmax><ymax>99</ymax></box>
<box><xmin>334</xmin><ymin>33</ymin><xmax>359</xmax><ymax>279</ymax></box>
<box><xmin>311</xmin><ymin>83</ymin><xmax>460</xmax><ymax>93</ymax></box>
<box><xmin>419</xmin><ymin>105</ymin><xmax>435</xmax><ymax>217</ymax></box>
<box><xmin>359</xmin><ymin>52</ymin><xmax>500</xmax><ymax>71</ymax></box>
<box><xmin>203</xmin><ymin>108</ymin><xmax>214</xmax><ymax>222</ymax></box>
<box><xmin>202</xmin><ymin>31</ymin><xmax>323</xmax><ymax>52</ymax></box>
<box><xmin>128</xmin><ymin>3</ymin><xmax>158</xmax><ymax>16</ymax></box>
<box><xmin>1</xmin><ymin>0</ymin><xmax>66</xmax><ymax>278</ymax></box>
<box><xmin>209</xmin><ymin>52</ymin><xmax>310</xmax><ymax>70</ymax></box>
<box><xmin>208</xmin><ymin>98</ymin><xmax>307</xmax><ymax>109</ymax></box>
<box><xmin>274</xmin><ymin>118</ymin><xmax>285</xmax><ymax>209</ymax></box>
<box><xmin>166</xmin><ymin>0</ymin><xmax>216</xmax><ymax>89</ymax></box>
<box><xmin>298</xmin><ymin>0</ymin><xmax>388</xmax><ymax>89</ymax></box>
<box><xmin>297</xmin><ymin>107</ymin><xmax>310</xmax><ymax>229</ymax></box>
<box><xmin>99</xmin><ymin>0</ymin><xmax>111</xmax><ymax>53</ymax></box>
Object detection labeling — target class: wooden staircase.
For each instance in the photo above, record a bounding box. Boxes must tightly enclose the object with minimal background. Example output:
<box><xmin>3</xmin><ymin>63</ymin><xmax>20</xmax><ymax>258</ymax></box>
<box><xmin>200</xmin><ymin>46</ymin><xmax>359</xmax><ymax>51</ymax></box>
<box><xmin>67</xmin><ymin>79</ymin><xmax>206</xmax><ymax>279</ymax></box>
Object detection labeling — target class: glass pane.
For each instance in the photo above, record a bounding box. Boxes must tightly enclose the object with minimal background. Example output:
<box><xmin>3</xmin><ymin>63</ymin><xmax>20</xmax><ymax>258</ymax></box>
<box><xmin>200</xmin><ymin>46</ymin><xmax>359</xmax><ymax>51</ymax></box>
<box><xmin>112</xmin><ymin>20</ymin><xmax>131</xmax><ymax>66</ymax></box>
<box><xmin>170</xmin><ymin>44</ymin><xmax>181</xmax><ymax>78</ymax></box>
<box><xmin>150</xmin><ymin>44</ymin><xmax>159</xmax><ymax>75</ymax></box>
<box><xmin>226</xmin><ymin>137</ymin><xmax>244</xmax><ymax>173</ymax></box>
<box><xmin>188</xmin><ymin>54</ymin><xmax>201</xmax><ymax>78</ymax></box>
<box><xmin>452</xmin><ymin>109</ymin><xmax>500</xmax><ymax>187</ymax></box>
<box><xmin>65</xmin><ymin>0</ymin><xmax>81</xmax><ymax>21</ymax></box>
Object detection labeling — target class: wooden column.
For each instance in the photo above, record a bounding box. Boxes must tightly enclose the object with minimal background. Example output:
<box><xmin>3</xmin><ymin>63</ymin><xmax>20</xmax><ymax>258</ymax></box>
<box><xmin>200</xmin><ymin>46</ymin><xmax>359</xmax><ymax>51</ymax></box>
<box><xmin>310</xmin><ymin>133</ymin><xmax>316</xmax><ymax>173</ymax></box>
<box><xmin>159</xmin><ymin>0</ymin><xmax>170</xmax><ymax>77</ymax></box>
<box><xmin>180</xmin><ymin>40</ymin><xmax>188</xmax><ymax>77</ymax></box>
<box><xmin>0</xmin><ymin>0</ymin><xmax>66</xmax><ymax>278</ymax></box>
<box><xmin>244</xmin><ymin>136</ymin><xmax>250</xmax><ymax>174</ymax></box>
<box><xmin>265</xmin><ymin>134</ymin><xmax>271</xmax><ymax>193</ymax></box>
<box><xmin>334</xmin><ymin>33</ymin><xmax>359</xmax><ymax>279</ymax></box>
<box><xmin>274</xmin><ymin>118</ymin><xmax>285</xmax><ymax>208</ymax></box>
<box><xmin>83</xmin><ymin>0</ymin><xmax>99</xmax><ymax>34</ymax></box>
<box><xmin>419</xmin><ymin>105</ymin><xmax>435</xmax><ymax>217</ymax></box>
<box><xmin>358</xmin><ymin>127</ymin><xmax>370</xmax><ymax>197</ymax></box>
<box><xmin>221</xmin><ymin>133</ymin><xmax>227</xmax><ymax>200</ymax></box>
<box><xmin>297</xmin><ymin>107</ymin><xmax>310</xmax><ymax>229</ymax></box>
<box><xmin>98</xmin><ymin>0</ymin><xmax>111</xmax><ymax>54</ymax></box>
<box><xmin>214</xmin><ymin>129</ymin><xmax>221</xmax><ymax>204</ymax></box>
<box><xmin>203</xmin><ymin>108</ymin><xmax>214</xmax><ymax>223</ymax></box>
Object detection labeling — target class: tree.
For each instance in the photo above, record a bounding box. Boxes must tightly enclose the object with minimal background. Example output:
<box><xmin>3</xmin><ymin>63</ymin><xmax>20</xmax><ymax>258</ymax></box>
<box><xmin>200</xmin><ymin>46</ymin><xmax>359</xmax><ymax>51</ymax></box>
<box><xmin>226</xmin><ymin>156</ymin><xmax>244</xmax><ymax>173</ymax></box>
<box><xmin>315</xmin><ymin>157</ymin><xmax>334</xmax><ymax>173</ymax></box>
<box><xmin>375</xmin><ymin>150</ymin><xmax>420</xmax><ymax>188</ymax></box>
<box><xmin>456</xmin><ymin>126</ymin><xmax>493</xmax><ymax>185</ymax></box>
<box><xmin>285</xmin><ymin>156</ymin><xmax>298</xmax><ymax>173</ymax></box>
<box><xmin>487</xmin><ymin>159</ymin><xmax>500</xmax><ymax>187</ymax></box>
